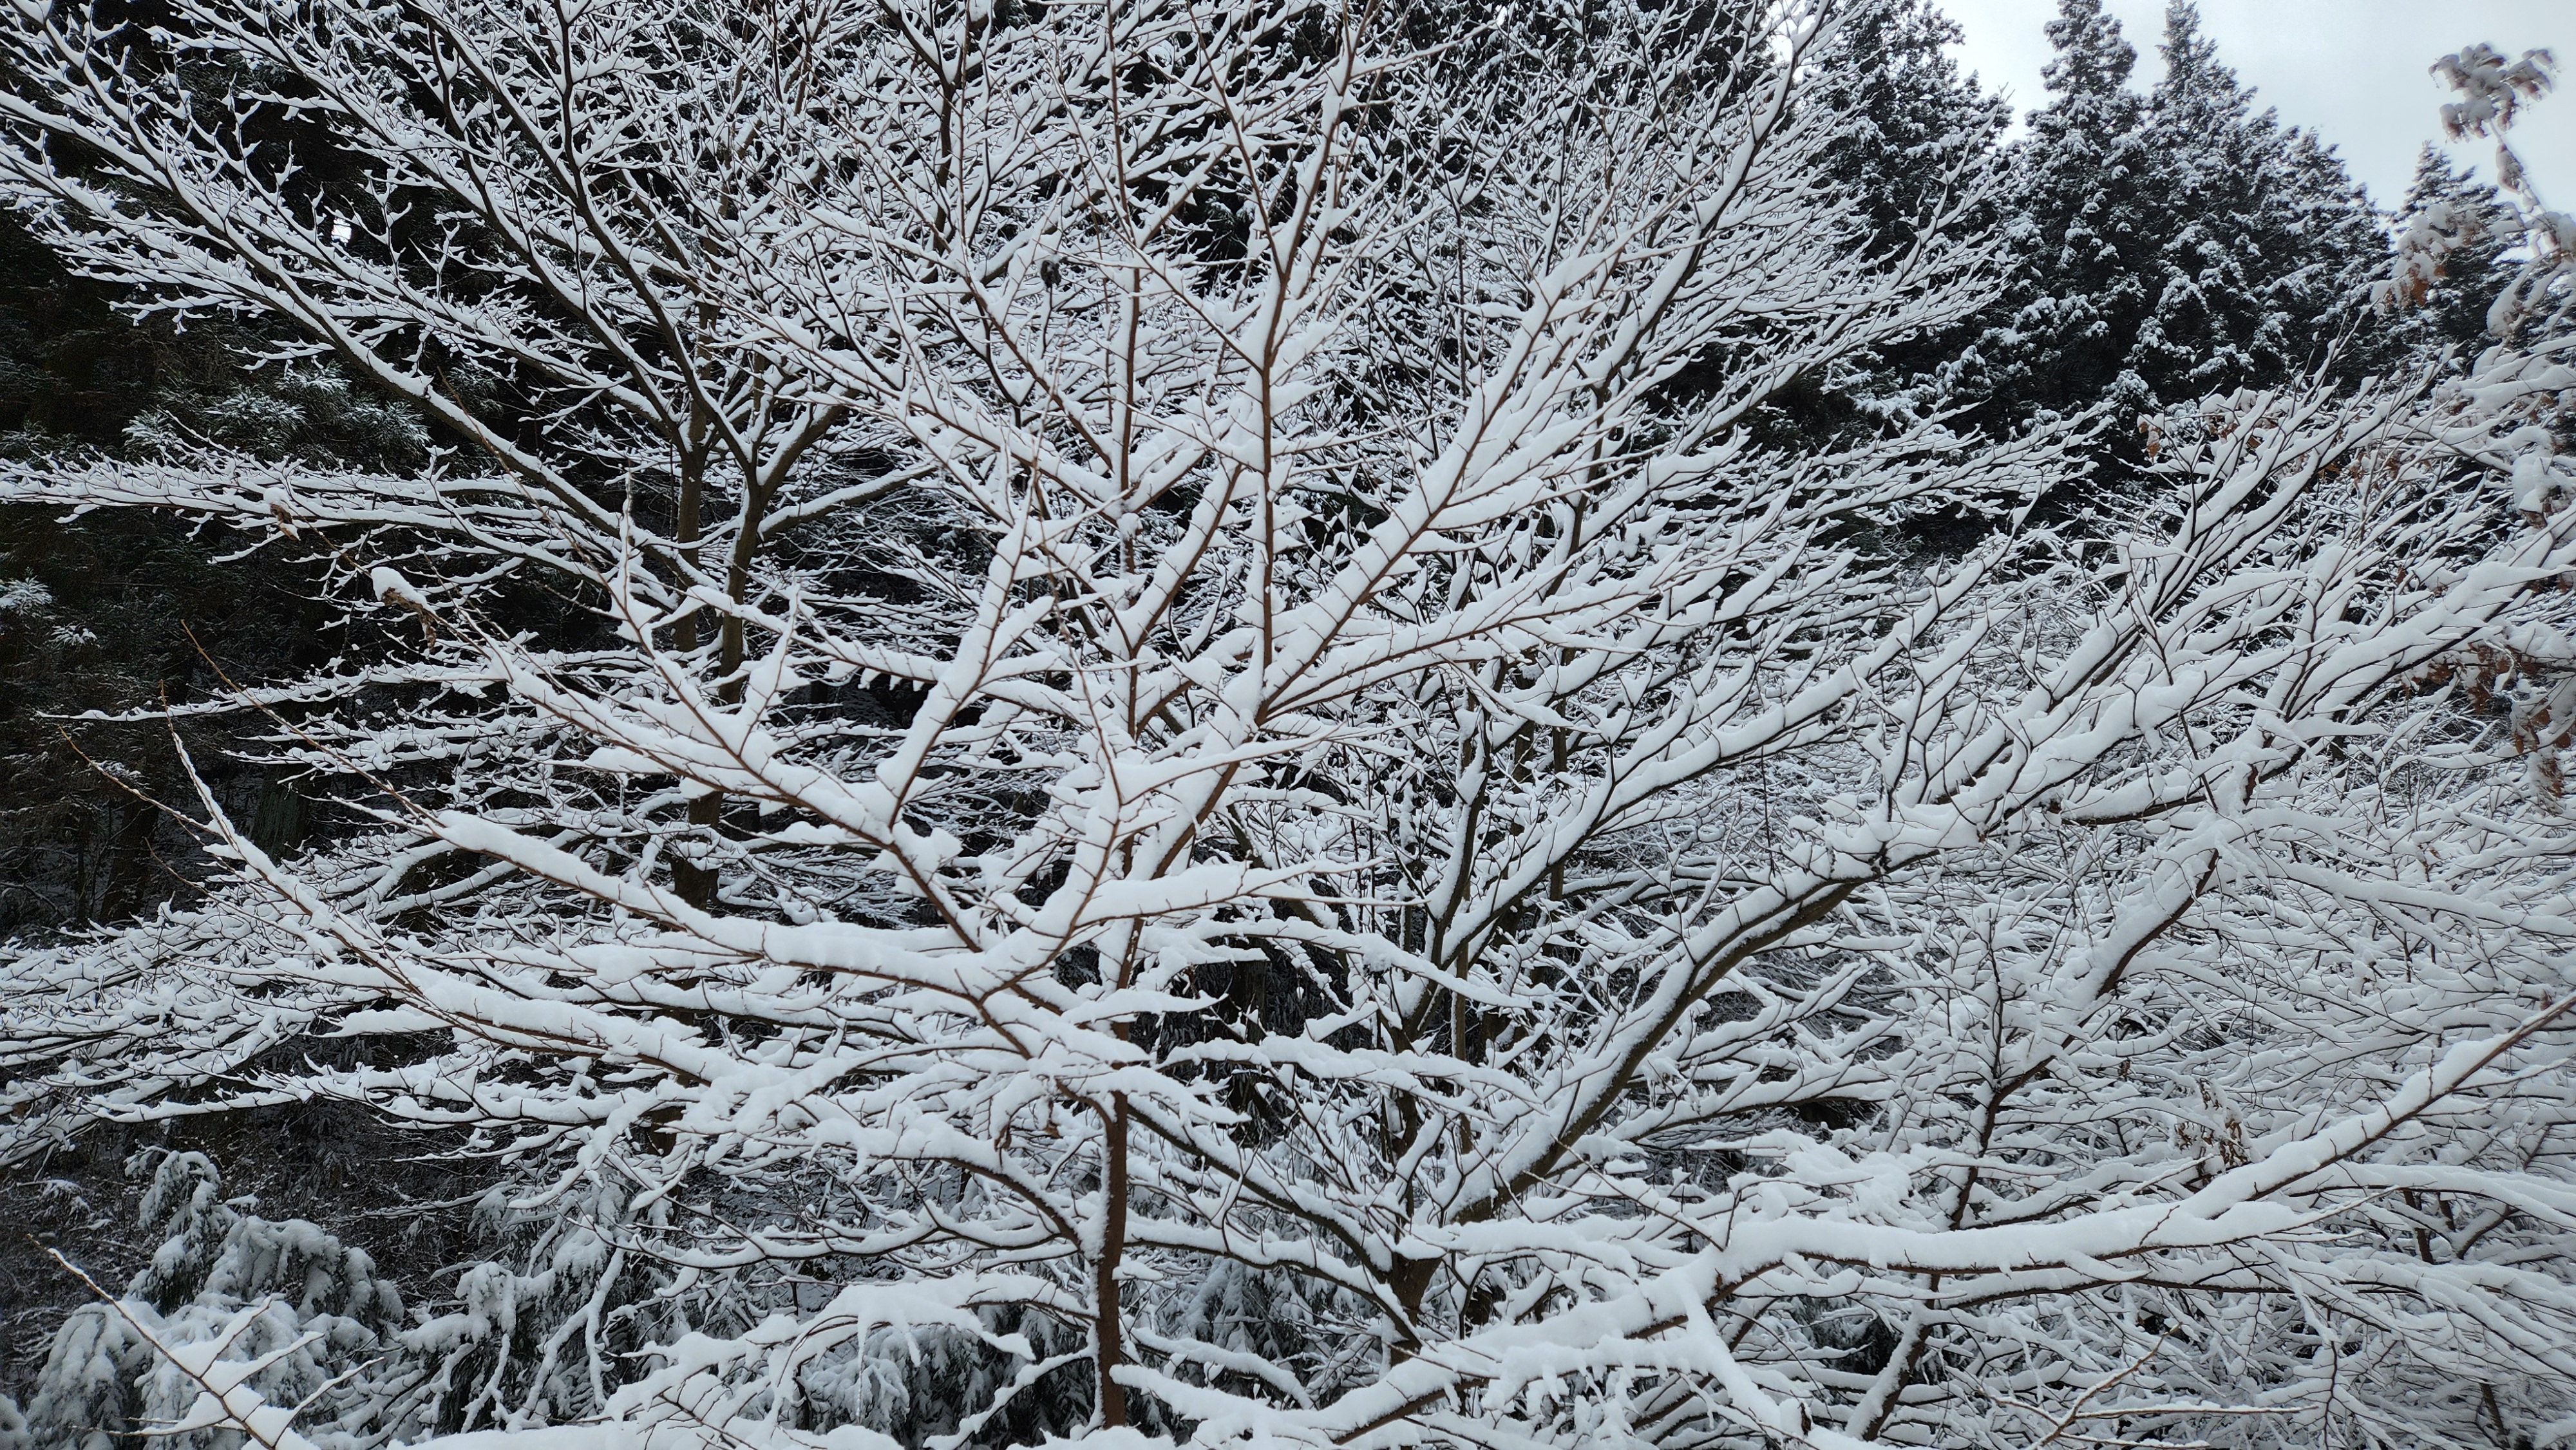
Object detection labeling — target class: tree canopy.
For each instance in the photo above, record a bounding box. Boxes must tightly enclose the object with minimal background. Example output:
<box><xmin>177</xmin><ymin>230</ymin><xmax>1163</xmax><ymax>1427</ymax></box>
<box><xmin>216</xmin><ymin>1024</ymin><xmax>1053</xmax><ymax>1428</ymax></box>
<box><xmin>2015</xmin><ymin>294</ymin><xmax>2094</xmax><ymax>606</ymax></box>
<box><xmin>2</xmin><ymin>3</ymin><xmax>2573</xmax><ymax>1449</ymax></box>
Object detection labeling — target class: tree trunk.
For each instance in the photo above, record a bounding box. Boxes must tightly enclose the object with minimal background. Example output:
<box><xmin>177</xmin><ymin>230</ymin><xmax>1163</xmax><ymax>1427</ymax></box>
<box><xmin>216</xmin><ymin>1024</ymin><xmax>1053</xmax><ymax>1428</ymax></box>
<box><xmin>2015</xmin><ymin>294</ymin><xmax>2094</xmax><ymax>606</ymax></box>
<box><xmin>1096</xmin><ymin>1091</ymin><xmax>1129</xmax><ymax>1428</ymax></box>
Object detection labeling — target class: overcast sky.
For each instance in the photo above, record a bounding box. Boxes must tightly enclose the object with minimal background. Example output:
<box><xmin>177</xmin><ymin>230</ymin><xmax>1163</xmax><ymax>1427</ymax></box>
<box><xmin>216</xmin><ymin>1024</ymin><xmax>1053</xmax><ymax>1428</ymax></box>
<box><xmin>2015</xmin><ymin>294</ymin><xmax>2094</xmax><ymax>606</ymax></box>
<box><xmin>1939</xmin><ymin>0</ymin><xmax>2574</xmax><ymax>209</ymax></box>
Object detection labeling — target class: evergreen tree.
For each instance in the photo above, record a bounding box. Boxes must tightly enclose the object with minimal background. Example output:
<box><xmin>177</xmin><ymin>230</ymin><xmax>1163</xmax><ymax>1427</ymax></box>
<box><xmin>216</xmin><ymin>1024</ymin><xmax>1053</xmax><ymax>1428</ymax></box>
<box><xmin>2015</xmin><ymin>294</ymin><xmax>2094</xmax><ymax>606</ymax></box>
<box><xmin>1944</xmin><ymin>0</ymin><xmax>2161</xmax><ymax>435</ymax></box>
<box><xmin>1948</xmin><ymin>1</ymin><xmax>2388</xmax><ymax>455</ymax></box>
<box><xmin>1818</xmin><ymin>0</ymin><xmax>2012</xmax><ymax>246</ymax></box>
<box><xmin>2384</xmin><ymin>145</ymin><xmax>2526</xmax><ymax>359</ymax></box>
<box><xmin>1784</xmin><ymin>0</ymin><xmax>2014</xmax><ymax>445</ymax></box>
<box><xmin>15</xmin><ymin>1153</ymin><xmax>424</xmax><ymax>1450</ymax></box>
<box><xmin>2131</xmin><ymin>3</ymin><xmax>2383</xmax><ymax>400</ymax></box>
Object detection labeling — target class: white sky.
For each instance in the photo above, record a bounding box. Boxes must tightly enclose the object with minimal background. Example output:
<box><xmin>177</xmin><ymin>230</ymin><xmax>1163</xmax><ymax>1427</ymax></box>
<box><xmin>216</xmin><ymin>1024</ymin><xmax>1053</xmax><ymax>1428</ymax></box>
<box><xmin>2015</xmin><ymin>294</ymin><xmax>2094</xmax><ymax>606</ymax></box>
<box><xmin>1939</xmin><ymin>0</ymin><xmax>2575</xmax><ymax>209</ymax></box>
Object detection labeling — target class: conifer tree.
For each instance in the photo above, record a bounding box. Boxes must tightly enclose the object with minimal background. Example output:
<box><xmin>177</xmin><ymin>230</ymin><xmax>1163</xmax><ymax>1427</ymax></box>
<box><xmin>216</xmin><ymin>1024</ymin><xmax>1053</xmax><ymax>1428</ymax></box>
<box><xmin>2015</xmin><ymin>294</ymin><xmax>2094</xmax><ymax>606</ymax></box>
<box><xmin>1951</xmin><ymin>1</ymin><xmax>2388</xmax><ymax>455</ymax></box>
<box><xmin>16</xmin><ymin>1153</ymin><xmax>424</xmax><ymax>1450</ymax></box>
<box><xmin>1817</xmin><ymin>0</ymin><xmax>2012</xmax><ymax>249</ymax></box>
<box><xmin>2131</xmin><ymin>4</ymin><xmax>2383</xmax><ymax>401</ymax></box>
<box><xmin>1944</xmin><ymin>0</ymin><xmax>2161</xmax><ymax>435</ymax></box>
<box><xmin>2385</xmin><ymin>147</ymin><xmax>2533</xmax><ymax>360</ymax></box>
<box><xmin>1790</xmin><ymin>0</ymin><xmax>2014</xmax><ymax>444</ymax></box>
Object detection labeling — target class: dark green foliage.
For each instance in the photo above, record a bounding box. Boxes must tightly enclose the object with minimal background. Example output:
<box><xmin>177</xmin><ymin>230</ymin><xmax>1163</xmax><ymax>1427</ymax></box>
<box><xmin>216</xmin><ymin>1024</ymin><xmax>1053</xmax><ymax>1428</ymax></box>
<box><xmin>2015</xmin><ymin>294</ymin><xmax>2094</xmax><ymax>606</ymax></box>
<box><xmin>1943</xmin><ymin>0</ymin><xmax>2157</xmax><ymax>437</ymax></box>
<box><xmin>1818</xmin><ymin>0</ymin><xmax>2012</xmax><ymax>256</ymax></box>
<box><xmin>1940</xmin><ymin>1</ymin><xmax>2392</xmax><ymax>462</ymax></box>
<box><xmin>2387</xmin><ymin>146</ymin><xmax>2526</xmax><ymax>361</ymax></box>
<box><xmin>0</xmin><ymin>1110</ymin><xmax>484</xmax><ymax>1417</ymax></box>
<box><xmin>0</xmin><ymin>209</ymin><xmax>420</xmax><ymax>469</ymax></box>
<box><xmin>0</xmin><ymin>219</ymin><xmax>160</xmax><ymax>446</ymax></box>
<box><xmin>2126</xmin><ymin>6</ymin><xmax>2386</xmax><ymax>400</ymax></box>
<box><xmin>1793</xmin><ymin>0</ymin><xmax>2014</xmax><ymax>449</ymax></box>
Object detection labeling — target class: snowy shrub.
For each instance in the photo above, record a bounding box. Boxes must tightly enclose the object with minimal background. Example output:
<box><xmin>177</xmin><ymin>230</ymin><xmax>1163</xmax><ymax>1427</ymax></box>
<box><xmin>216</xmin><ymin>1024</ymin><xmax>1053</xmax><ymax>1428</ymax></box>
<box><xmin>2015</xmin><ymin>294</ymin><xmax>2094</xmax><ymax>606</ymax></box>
<box><xmin>398</xmin><ymin>1180</ymin><xmax>693</xmax><ymax>1436</ymax></box>
<box><xmin>19</xmin><ymin>1153</ymin><xmax>422</xmax><ymax>1450</ymax></box>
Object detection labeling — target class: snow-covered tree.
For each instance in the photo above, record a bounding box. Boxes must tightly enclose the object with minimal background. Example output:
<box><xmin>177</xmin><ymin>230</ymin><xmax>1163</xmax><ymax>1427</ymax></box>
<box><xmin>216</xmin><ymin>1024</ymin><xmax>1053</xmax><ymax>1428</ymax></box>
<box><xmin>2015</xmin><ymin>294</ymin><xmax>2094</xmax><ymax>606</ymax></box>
<box><xmin>1942</xmin><ymin>0</ymin><xmax>2161</xmax><ymax>435</ymax></box>
<box><xmin>2128</xmin><ymin>4</ymin><xmax>2385</xmax><ymax>400</ymax></box>
<box><xmin>0</xmin><ymin>0</ymin><xmax>923</xmax><ymax>918</ymax></box>
<box><xmin>4</xmin><ymin>3</ymin><xmax>2576</xmax><ymax>1449</ymax></box>
<box><xmin>18</xmin><ymin>1152</ymin><xmax>424</xmax><ymax>1450</ymax></box>
<box><xmin>1953</xmin><ymin>2</ymin><xmax>2388</xmax><ymax>450</ymax></box>
<box><xmin>1783</xmin><ymin>0</ymin><xmax>2014</xmax><ymax>448</ymax></box>
<box><xmin>2383</xmin><ymin>146</ymin><xmax>2526</xmax><ymax>361</ymax></box>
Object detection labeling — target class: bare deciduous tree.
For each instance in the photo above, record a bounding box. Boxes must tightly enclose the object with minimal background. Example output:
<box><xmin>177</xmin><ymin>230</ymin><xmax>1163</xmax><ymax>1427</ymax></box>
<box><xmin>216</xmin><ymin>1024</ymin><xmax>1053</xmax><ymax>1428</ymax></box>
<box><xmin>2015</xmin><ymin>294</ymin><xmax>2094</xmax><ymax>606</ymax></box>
<box><xmin>5</xmin><ymin>3</ymin><xmax>2576</xmax><ymax>1447</ymax></box>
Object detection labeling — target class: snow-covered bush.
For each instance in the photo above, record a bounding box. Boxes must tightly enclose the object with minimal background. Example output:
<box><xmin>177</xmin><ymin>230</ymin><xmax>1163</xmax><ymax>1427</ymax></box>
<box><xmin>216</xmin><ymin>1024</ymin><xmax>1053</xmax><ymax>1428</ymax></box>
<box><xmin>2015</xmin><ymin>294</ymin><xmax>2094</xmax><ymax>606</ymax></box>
<box><xmin>18</xmin><ymin>1153</ymin><xmax>421</xmax><ymax>1450</ymax></box>
<box><xmin>2</xmin><ymin>2</ymin><xmax>2575</xmax><ymax>1448</ymax></box>
<box><xmin>399</xmin><ymin>1180</ymin><xmax>693</xmax><ymax>1437</ymax></box>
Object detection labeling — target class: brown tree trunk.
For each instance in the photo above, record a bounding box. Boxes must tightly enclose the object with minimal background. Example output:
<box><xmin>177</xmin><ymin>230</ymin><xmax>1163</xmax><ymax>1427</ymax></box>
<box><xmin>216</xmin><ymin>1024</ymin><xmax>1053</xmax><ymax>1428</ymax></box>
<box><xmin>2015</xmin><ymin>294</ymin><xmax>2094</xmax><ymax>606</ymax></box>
<box><xmin>1096</xmin><ymin>1091</ymin><xmax>1130</xmax><ymax>1428</ymax></box>
<box><xmin>672</xmin><ymin>435</ymin><xmax>718</xmax><ymax>909</ymax></box>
